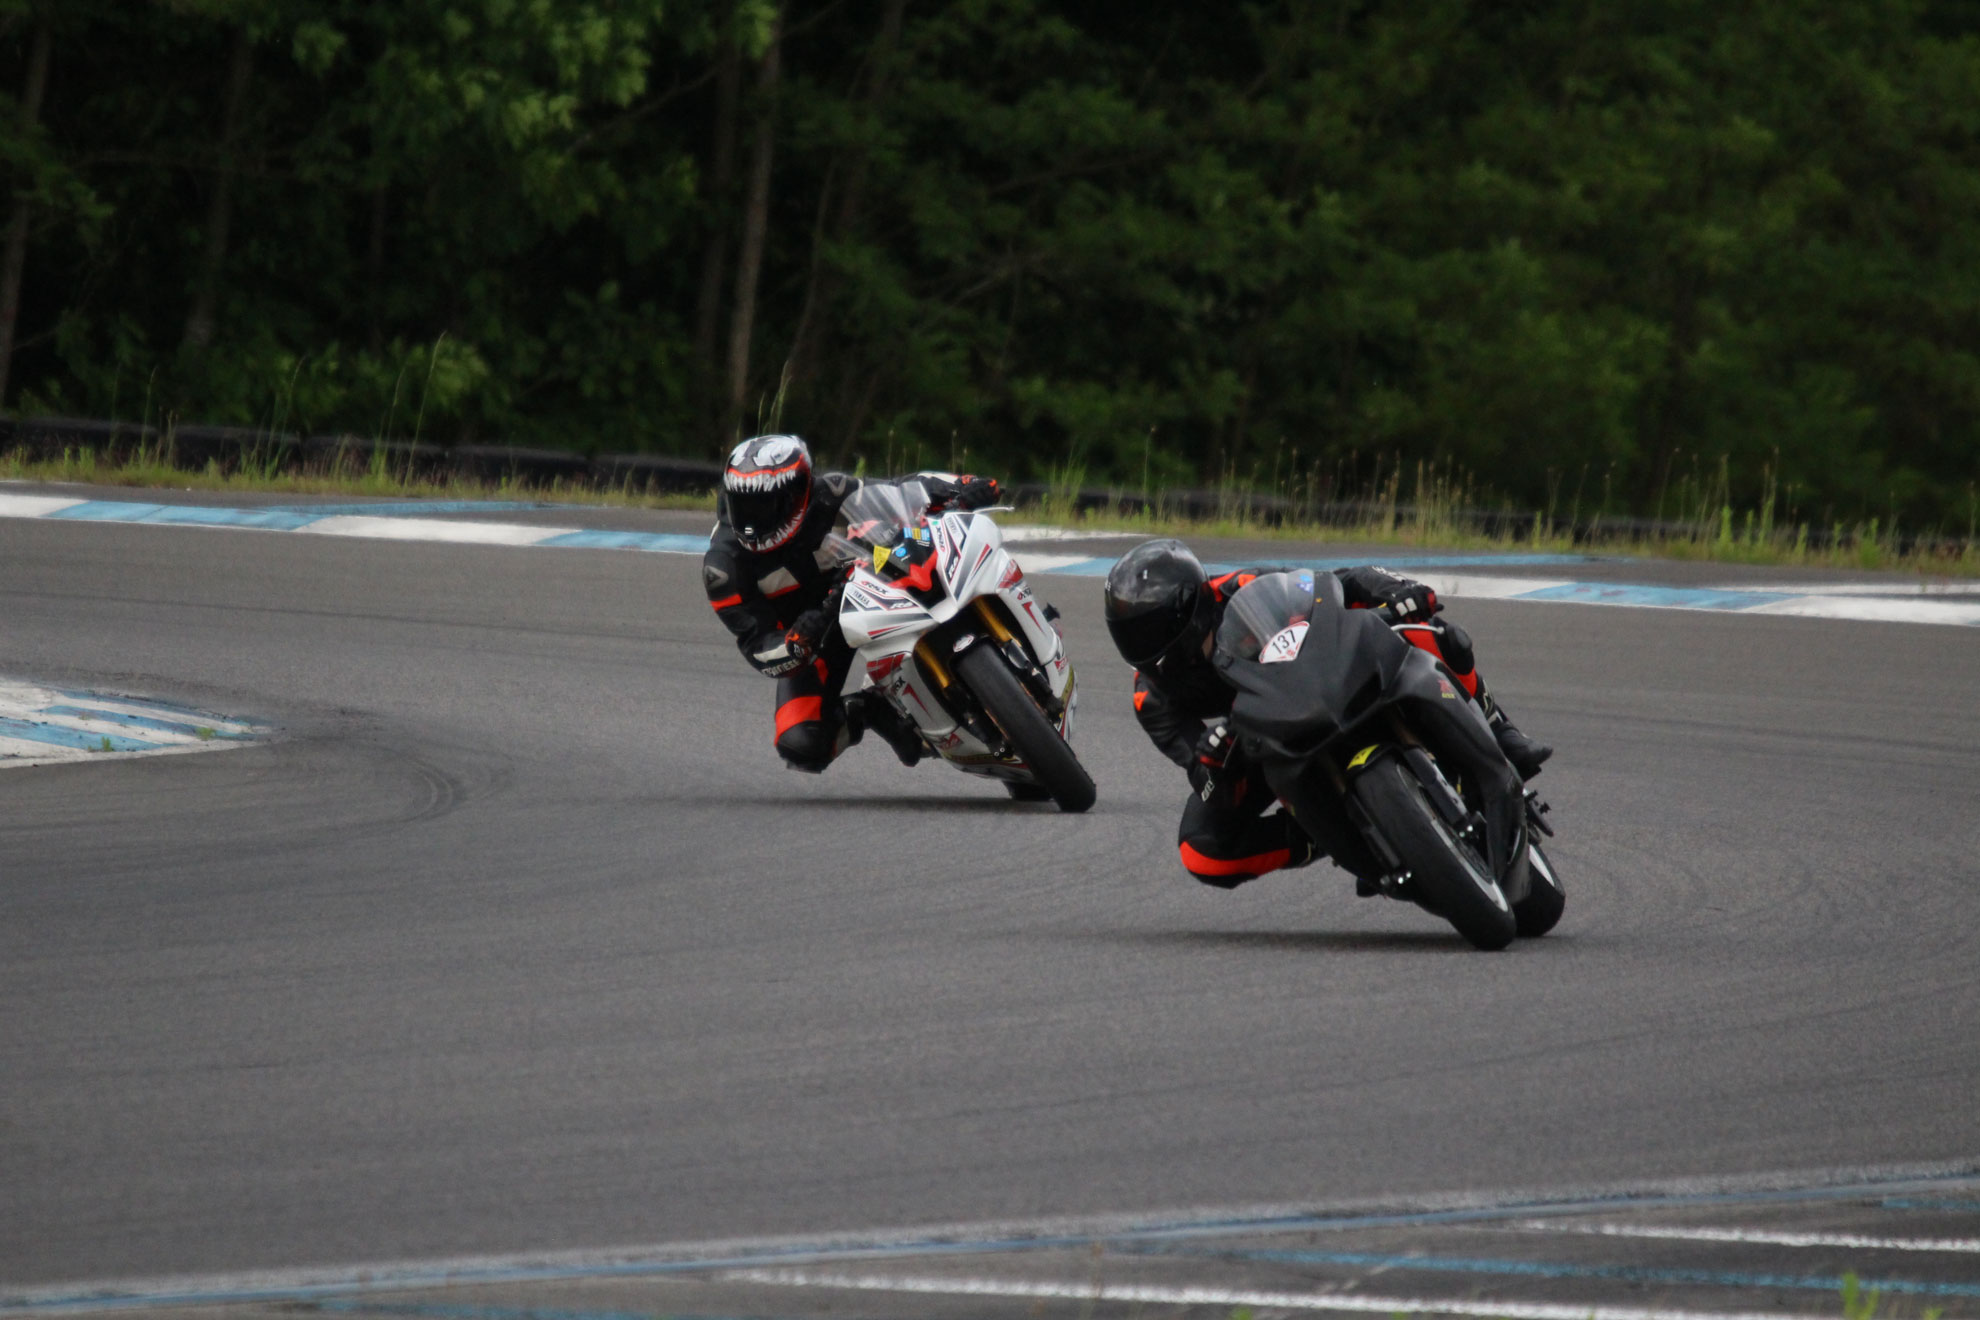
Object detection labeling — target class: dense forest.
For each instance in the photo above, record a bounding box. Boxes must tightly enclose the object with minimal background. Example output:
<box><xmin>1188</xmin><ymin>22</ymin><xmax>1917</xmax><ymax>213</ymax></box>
<box><xmin>2</xmin><ymin>0</ymin><xmax>1978</xmax><ymax>527</ymax></box>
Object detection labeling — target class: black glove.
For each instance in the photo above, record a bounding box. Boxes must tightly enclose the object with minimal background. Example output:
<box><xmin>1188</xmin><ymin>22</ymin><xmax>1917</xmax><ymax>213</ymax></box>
<box><xmin>925</xmin><ymin>474</ymin><xmax>1000</xmax><ymax>512</ymax></box>
<box><xmin>953</xmin><ymin>474</ymin><xmax>999</xmax><ymax>510</ymax></box>
<box><xmin>1378</xmin><ymin>583</ymin><xmax>1439</xmax><ymax>622</ymax></box>
<box><xmin>1187</xmin><ymin>719</ymin><xmax>1244</xmax><ymax>804</ymax></box>
<box><xmin>784</xmin><ymin>608</ymin><xmax>831</xmax><ymax>660</ymax></box>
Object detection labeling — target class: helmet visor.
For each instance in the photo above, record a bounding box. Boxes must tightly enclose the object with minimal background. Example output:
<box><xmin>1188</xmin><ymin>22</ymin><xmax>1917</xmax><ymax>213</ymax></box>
<box><xmin>1106</xmin><ymin>583</ymin><xmax>1213</xmax><ymax>668</ymax></box>
<box><xmin>1106</xmin><ymin>604</ymin><xmax>1182</xmax><ymax>668</ymax></box>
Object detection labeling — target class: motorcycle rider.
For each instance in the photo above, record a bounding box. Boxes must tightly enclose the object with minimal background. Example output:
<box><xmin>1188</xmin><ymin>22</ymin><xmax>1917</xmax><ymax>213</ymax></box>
<box><xmin>1103</xmin><ymin>538</ymin><xmax>1552</xmax><ymax>889</ymax></box>
<box><xmin>705</xmin><ymin>433</ymin><xmax>1003</xmax><ymax>773</ymax></box>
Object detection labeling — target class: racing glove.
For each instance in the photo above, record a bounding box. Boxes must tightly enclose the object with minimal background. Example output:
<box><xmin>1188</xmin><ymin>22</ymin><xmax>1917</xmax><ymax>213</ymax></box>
<box><xmin>1378</xmin><ymin>583</ymin><xmax>1439</xmax><ymax>622</ymax></box>
<box><xmin>924</xmin><ymin>474</ymin><xmax>1000</xmax><ymax>512</ymax></box>
<box><xmin>784</xmin><ymin>607</ymin><xmax>831</xmax><ymax>661</ymax></box>
<box><xmin>1187</xmin><ymin>719</ymin><xmax>1245</xmax><ymax>804</ymax></box>
<box><xmin>953</xmin><ymin>474</ymin><xmax>999</xmax><ymax>510</ymax></box>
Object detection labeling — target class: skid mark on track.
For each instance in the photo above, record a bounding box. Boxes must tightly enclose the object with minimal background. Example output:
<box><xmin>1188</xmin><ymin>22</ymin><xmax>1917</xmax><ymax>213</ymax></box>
<box><xmin>350</xmin><ymin>734</ymin><xmax>517</xmax><ymax>832</ymax></box>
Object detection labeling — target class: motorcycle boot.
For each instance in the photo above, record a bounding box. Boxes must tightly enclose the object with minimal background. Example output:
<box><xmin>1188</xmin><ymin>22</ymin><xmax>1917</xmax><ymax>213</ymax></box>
<box><xmin>1478</xmin><ymin>688</ymin><xmax>1553</xmax><ymax>780</ymax></box>
<box><xmin>846</xmin><ymin>690</ymin><xmax>927</xmax><ymax>767</ymax></box>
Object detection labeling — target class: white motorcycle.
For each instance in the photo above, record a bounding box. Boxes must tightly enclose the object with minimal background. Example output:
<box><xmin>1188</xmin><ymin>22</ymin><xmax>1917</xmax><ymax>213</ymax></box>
<box><xmin>828</xmin><ymin>479</ymin><xmax>1095</xmax><ymax>812</ymax></box>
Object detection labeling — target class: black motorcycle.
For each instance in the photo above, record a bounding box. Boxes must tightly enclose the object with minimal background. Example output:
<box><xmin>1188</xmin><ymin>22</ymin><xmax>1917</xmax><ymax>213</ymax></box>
<box><xmin>1214</xmin><ymin>570</ymin><xmax>1564</xmax><ymax>950</ymax></box>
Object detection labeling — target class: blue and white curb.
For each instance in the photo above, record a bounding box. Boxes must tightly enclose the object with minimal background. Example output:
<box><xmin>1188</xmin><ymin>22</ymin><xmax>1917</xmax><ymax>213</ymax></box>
<box><xmin>0</xmin><ymin>680</ymin><xmax>264</xmax><ymax>767</ymax></box>
<box><xmin>0</xmin><ymin>493</ymin><xmax>714</xmax><ymax>552</ymax></box>
<box><xmin>1009</xmin><ymin>559</ymin><xmax>1980</xmax><ymax>627</ymax></box>
<box><xmin>6</xmin><ymin>1163</ymin><xmax>1978</xmax><ymax>1316</ymax></box>
<box><xmin>4</xmin><ymin>492</ymin><xmax>1976</xmax><ymax>627</ymax></box>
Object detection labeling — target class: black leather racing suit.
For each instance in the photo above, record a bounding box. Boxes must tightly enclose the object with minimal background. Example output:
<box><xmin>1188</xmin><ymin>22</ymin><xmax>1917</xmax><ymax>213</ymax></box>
<box><xmin>1132</xmin><ymin>565</ymin><xmax>1484</xmax><ymax>888</ymax></box>
<box><xmin>703</xmin><ymin>471</ymin><xmax>997</xmax><ymax>771</ymax></box>
<box><xmin>703</xmin><ymin>470</ymin><xmax>863</xmax><ymax>770</ymax></box>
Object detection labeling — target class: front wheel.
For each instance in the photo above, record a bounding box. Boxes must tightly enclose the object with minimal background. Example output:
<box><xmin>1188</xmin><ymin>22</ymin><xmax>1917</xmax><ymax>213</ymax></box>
<box><xmin>1351</xmin><ymin>757</ymin><xmax>1515</xmax><ymax>951</ymax></box>
<box><xmin>1514</xmin><ymin>840</ymin><xmax>1566</xmax><ymax>937</ymax></box>
<box><xmin>955</xmin><ymin>643</ymin><xmax>1096</xmax><ymax>813</ymax></box>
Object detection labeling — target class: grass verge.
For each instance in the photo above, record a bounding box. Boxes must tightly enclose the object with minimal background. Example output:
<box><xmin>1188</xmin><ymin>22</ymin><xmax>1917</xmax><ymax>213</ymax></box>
<box><xmin>0</xmin><ymin>445</ymin><xmax>717</xmax><ymax>511</ymax></box>
<box><xmin>6</xmin><ymin>445</ymin><xmax>1977</xmax><ymax>577</ymax></box>
<box><xmin>1026</xmin><ymin>495</ymin><xmax>1980</xmax><ymax>577</ymax></box>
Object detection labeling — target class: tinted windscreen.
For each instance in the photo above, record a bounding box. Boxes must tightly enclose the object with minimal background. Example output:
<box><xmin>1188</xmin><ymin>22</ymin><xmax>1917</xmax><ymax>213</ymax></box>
<box><xmin>1217</xmin><ymin>570</ymin><xmax>1320</xmax><ymax>662</ymax></box>
<box><xmin>838</xmin><ymin>479</ymin><xmax>933</xmax><ymax>551</ymax></box>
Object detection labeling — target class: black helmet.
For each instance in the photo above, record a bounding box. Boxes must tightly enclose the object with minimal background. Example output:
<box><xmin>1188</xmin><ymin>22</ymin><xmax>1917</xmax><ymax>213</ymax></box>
<box><xmin>1103</xmin><ymin>538</ymin><xmax>1213</xmax><ymax>668</ymax></box>
<box><xmin>724</xmin><ymin>434</ymin><xmax>813</xmax><ymax>551</ymax></box>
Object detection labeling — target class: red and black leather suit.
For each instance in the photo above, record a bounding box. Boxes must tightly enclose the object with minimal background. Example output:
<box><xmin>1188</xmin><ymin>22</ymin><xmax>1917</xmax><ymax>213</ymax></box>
<box><xmin>1132</xmin><ymin>565</ymin><xmax>1488</xmax><ymax>888</ymax></box>
<box><xmin>703</xmin><ymin>471</ymin><xmax>997</xmax><ymax>771</ymax></box>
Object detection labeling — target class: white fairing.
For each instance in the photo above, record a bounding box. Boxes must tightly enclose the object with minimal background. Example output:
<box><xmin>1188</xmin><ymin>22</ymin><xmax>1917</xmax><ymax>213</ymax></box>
<box><xmin>837</xmin><ymin>507</ymin><xmax>1077</xmax><ymax>782</ymax></box>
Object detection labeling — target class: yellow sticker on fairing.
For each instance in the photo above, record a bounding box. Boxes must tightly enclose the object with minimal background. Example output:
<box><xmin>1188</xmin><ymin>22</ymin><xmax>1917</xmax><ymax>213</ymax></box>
<box><xmin>873</xmin><ymin>546</ymin><xmax>889</xmax><ymax>574</ymax></box>
<box><xmin>1347</xmin><ymin>744</ymin><xmax>1379</xmax><ymax>769</ymax></box>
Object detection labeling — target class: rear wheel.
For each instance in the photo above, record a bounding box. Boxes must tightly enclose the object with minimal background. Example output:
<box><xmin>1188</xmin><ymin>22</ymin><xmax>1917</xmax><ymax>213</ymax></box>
<box><xmin>1351</xmin><ymin>757</ymin><xmax>1515</xmax><ymax>951</ymax></box>
<box><xmin>956</xmin><ymin>644</ymin><xmax>1096</xmax><ymax>813</ymax></box>
<box><xmin>1514</xmin><ymin>840</ymin><xmax>1566</xmax><ymax>937</ymax></box>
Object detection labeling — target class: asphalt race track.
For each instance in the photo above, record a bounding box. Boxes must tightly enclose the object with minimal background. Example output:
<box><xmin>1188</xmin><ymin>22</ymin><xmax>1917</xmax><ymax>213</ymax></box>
<box><xmin>3</xmin><ymin>492</ymin><xmax>1979</xmax><ymax>1315</ymax></box>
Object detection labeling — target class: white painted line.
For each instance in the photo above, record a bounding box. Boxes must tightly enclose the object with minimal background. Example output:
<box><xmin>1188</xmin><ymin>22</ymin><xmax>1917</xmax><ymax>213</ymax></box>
<box><xmin>1746</xmin><ymin>596</ymin><xmax>1980</xmax><ymax>626</ymax></box>
<box><xmin>723</xmin><ymin>1268</ymin><xmax>1838</xmax><ymax>1320</ymax></box>
<box><xmin>10</xmin><ymin>1162</ymin><xmax>1980</xmax><ymax>1313</ymax></box>
<box><xmin>0</xmin><ymin>739</ymin><xmax>254</xmax><ymax>769</ymax></box>
<box><xmin>1418</xmin><ymin>573</ymin><xmax>1576</xmax><ymax>601</ymax></box>
<box><xmin>1714</xmin><ymin>581</ymin><xmax>1980</xmax><ymax>597</ymax></box>
<box><xmin>0</xmin><ymin>493</ymin><xmax>85</xmax><ymax>517</ymax></box>
<box><xmin>296</xmin><ymin>515</ymin><xmax>565</xmax><ymax>546</ymax></box>
<box><xmin>1507</xmin><ymin>1220</ymin><xmax>1980</xmax><ymax>1253</ymax></box>
<box><xmin>1007</xmin><ymin>551</ymin><xmax>1112</xmax><ymax>572</ymax></box>
<box><xmin>998</xmin><ymin>525</ymin><xmax>1142</xmax><ymax>543</ymax></box>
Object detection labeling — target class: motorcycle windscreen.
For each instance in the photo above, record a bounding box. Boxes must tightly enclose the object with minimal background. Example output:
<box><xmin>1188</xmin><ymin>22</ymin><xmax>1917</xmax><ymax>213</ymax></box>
<box><xmin>837</xmin><ymin>478</ymin><xmax>935</xmax><ymax>553</ymax></box>
<box><xmin>1213</xmin><ymin>569</ymin><xmax>1409</xmax><ymax>754</ymax></box>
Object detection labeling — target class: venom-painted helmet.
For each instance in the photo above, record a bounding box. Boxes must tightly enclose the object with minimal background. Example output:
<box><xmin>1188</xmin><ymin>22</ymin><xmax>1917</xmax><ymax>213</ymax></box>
<box><xmin>723</xmin><ymin>434</ymin><xmax>813</xmax><ymax>551</ymax></box>
<box><xmin>1103</xmin><ymin>538</ymin><xmax>1214</xmax><ymax>669</ymax></box>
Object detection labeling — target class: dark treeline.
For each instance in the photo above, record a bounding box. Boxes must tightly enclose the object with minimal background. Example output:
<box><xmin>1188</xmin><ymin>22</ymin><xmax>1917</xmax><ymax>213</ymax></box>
<box><xmin>3</xmin><ymin>0</ymin><xmax>1978</xmax><ymax>528</ymax></box>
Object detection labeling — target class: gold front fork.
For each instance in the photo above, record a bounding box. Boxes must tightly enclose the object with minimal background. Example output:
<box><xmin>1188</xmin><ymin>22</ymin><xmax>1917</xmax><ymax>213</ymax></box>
<box><xmin>915</xmin><ymin>600</ymin><xmax>1017</xmax><ymax>691</ymax></box>
<box><xmin>973</xmin><ymin>596</ymin><xmax>1016</xmax><ymax>644</ymax></box>
<box><xmin>913</xmin><ymin>637</ymin><xmax>954</xmax><ymax>689</ymax></box>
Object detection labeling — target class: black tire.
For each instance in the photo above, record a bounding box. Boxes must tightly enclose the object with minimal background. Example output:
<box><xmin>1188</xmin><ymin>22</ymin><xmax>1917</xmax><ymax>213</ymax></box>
<box><xmin>1514</xmin><ymin>839</ymin><xmax>1566</xmax><ymax>937</ymax></box>
<box><xmin>955</xmin><ymin>643</ymin><xmax>1096</xmax><ymax>813</ymax></box>
<box><xmin>1003</xmin><ymin>781</ymin><xmax>1055</xmax><ymax>802</ymax></box>
<box><xmin>1351</xmin><ymin>757</ymin><xmax>1516</xmax><ymax>951</ymax></box>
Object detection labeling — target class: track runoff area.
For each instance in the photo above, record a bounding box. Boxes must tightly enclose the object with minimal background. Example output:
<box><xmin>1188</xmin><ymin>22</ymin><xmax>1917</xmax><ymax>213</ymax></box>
<box><xmin>4</xmin><ymin>487</ymin><xmax>1979</xmax><ymax>1319</ymax></box>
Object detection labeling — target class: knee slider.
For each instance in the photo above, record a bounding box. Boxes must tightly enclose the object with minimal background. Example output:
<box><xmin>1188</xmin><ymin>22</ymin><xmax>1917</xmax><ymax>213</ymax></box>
<box><xmin>1190</xmin><ymin>869</ymin><xmax>1250</xmax><ymax>891</ymax></box>
<box><xmin>1177</xmin><ymin>838</ymin><xmax>1257</xmax><ymax>889</ymax></box>
<box><xmin>776</xmin><ymin>722</ymin><xmax>836</xmax><ymax>772</ymax></box>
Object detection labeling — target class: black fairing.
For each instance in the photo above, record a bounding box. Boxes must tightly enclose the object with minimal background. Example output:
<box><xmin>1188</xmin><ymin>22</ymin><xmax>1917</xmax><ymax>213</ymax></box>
<box><xmin>1386</xmin><ymin>649</ymin><xmax>1527</xmax><ymax>882</ymax></box>
<box><xmin>1212</xmin><ymin>570</ymin><xmax>1408</xmax><ymax>757</ymax></box>
<box><xmin>1214</xmin><ymin>571</ymin><xmax>1525</xmax><ymax>883</ymax></box>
